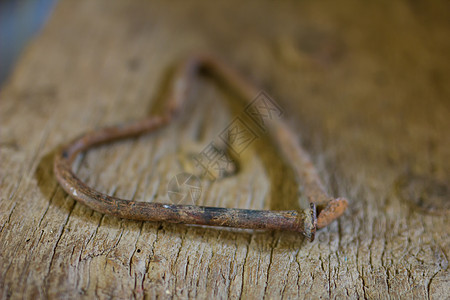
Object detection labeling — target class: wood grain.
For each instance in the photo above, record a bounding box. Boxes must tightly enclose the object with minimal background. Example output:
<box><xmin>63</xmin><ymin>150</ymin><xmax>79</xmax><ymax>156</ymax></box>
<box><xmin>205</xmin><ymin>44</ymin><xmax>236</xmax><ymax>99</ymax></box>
<box><xmin>0</xmin><ymin>0</ymin><xmax>449</xmax><ymax>298</ymax></box>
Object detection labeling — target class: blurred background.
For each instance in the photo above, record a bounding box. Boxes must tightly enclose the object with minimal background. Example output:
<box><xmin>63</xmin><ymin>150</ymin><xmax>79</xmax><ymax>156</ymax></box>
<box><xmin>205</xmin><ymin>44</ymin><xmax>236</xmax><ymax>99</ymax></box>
<box><xmin>0</xmin><ymin>0</ymin><xmax>57</xmax><ymax>84</ymax></box>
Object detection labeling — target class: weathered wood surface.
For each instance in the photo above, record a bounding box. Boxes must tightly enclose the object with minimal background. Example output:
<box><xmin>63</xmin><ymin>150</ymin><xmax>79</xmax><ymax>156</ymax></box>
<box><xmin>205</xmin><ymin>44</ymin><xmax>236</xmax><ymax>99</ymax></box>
<box><xmin>0</xmin><ymin>0</ymin><xmax>449</xmax><ymax>298</ymax></box>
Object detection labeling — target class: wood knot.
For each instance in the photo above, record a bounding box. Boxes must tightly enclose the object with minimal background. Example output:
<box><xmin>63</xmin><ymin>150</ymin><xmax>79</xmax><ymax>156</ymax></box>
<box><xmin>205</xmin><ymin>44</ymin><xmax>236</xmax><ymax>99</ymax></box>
<box><xmin>396</xmin><ymin>173</ymin><xmax>449</xmax><ymax>215</ymax></box>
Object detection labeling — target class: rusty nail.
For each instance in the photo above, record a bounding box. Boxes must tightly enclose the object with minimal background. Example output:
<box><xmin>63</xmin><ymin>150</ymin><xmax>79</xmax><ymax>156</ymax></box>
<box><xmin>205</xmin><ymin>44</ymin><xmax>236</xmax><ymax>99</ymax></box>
<box><xmin>54</xmin><ymin>54</ymin><xmax>347</xmax><ymax>241</ymax></box>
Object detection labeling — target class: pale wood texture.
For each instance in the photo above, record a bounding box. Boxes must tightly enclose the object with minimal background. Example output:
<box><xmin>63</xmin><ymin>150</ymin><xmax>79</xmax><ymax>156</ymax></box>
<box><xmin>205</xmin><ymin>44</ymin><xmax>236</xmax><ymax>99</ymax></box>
<box><xmin>1</xmin><ymin>0</ymin><xmax>449</xmax><ymax>299</ymax></box>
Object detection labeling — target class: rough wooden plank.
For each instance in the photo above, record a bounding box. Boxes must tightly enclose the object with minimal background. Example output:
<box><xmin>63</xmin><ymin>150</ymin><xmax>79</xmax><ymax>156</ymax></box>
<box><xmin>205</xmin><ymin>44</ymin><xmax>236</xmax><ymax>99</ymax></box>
<box><xmin>1</xmin><ymin>0</ymin><xmax>449</xmax><ymax>299</ymax></box>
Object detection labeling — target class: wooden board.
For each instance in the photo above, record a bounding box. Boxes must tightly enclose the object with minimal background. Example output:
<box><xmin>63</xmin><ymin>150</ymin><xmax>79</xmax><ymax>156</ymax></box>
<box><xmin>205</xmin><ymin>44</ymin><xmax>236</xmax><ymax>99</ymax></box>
<box><xmin>1</xmin><ymin>0</ymin><xmax>449</xmax><ymax>298</ymax></box>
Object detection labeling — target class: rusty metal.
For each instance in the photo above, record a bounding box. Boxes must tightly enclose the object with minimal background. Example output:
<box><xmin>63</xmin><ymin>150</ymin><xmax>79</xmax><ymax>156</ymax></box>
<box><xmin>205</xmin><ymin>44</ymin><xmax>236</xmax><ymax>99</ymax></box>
<box><xmin>54</xmin><ymin>54</ymin><xmax>348</xmax><ymax>241</ymax></box>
